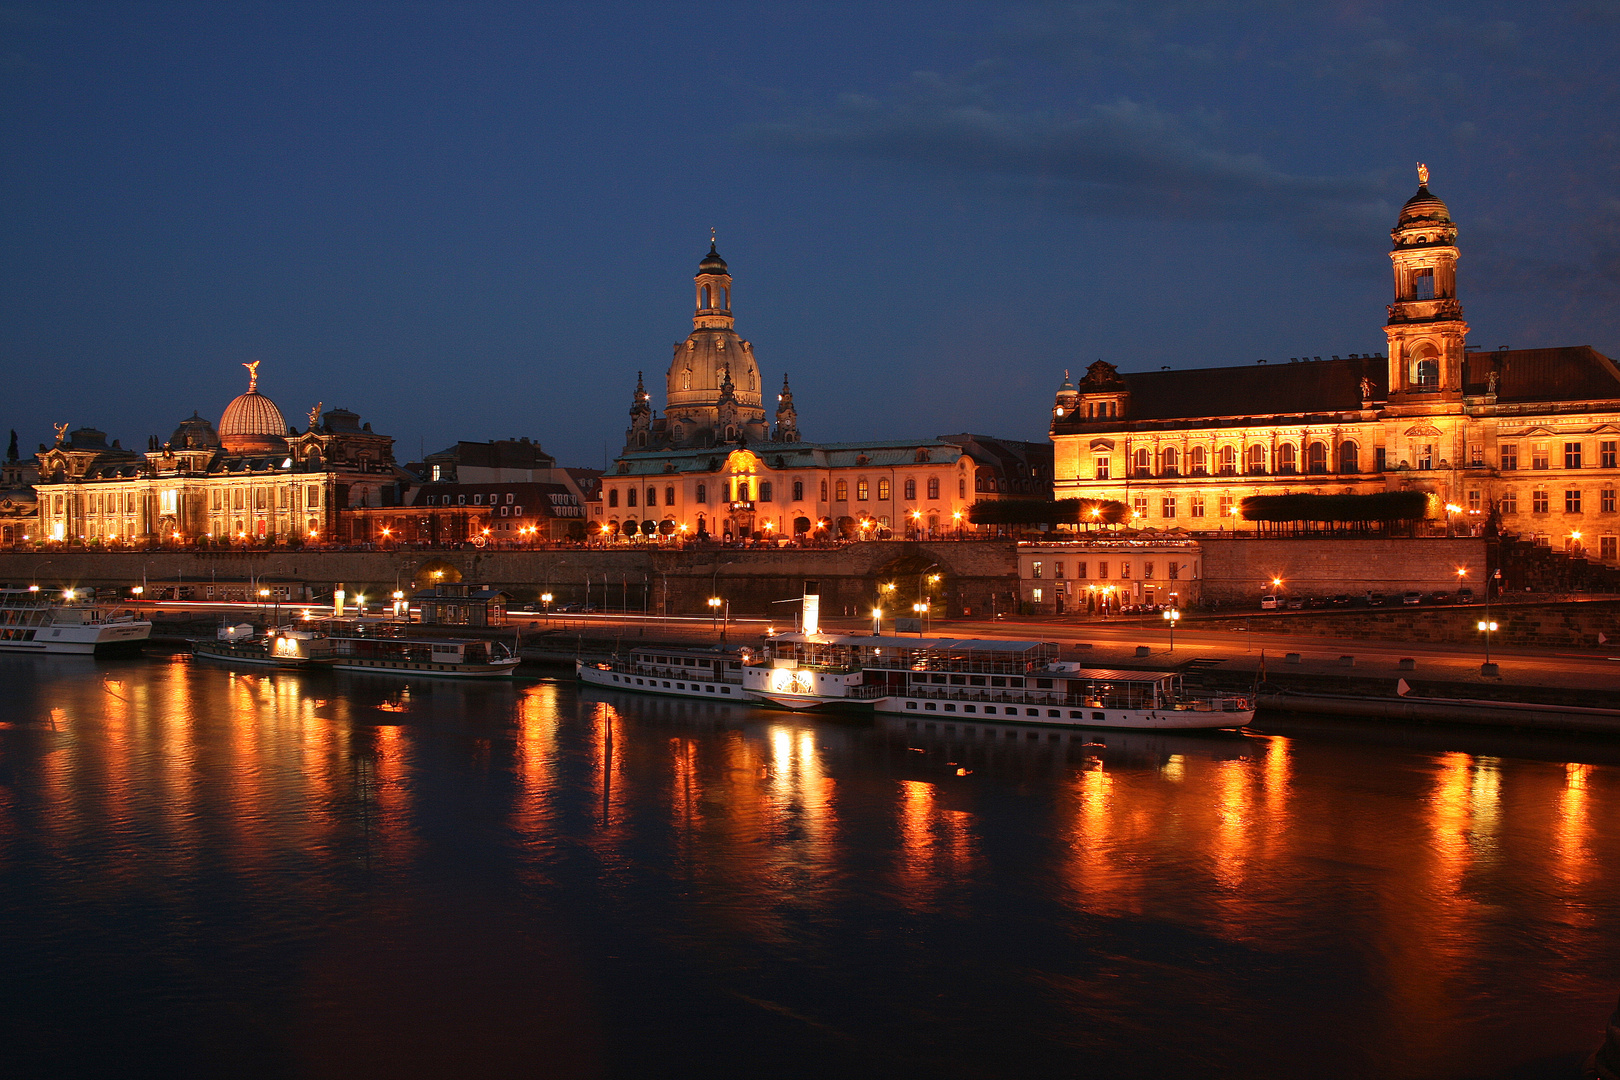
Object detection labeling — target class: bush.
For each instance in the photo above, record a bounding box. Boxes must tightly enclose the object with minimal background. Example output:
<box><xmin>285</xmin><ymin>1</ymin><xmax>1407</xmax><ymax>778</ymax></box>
<box><xmin>1240</xmin><ymin>491</ymin><xmax>1429</xmax><ymax>526</ymax></box>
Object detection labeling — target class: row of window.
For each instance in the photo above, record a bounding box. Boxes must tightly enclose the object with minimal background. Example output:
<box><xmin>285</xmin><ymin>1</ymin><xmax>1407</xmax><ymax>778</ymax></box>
<box><xmin>1500</xmin><ymin>489</ymin><xmax>1618</xmax><ymax>515</ymax></box>
<box><xmin>423</xmin><ymin>492</ymin><xmax>517</xmax><ymax>507</ymax></box>
<box><xmin>607</xmin><ymin>476</ymin><xmax>959</xmax><ymax>509</ymax></box>
<box><xmin>1500</xmin><ymin>441</ymin><xmax>1619</xmax><ymax>471</ymax></box>
<box><xmin>1101</xmin><ymin>442</ymin><xmax>1364</xmax><ymax>480</ymax></box>
<box><xmin>1030</xmin><ymin>559</ymin><xmax>1188</xmax><ymax>580</ymax></box>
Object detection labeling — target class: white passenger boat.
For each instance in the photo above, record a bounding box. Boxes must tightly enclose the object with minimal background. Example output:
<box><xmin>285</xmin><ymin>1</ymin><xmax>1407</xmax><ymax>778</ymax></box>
<box><xmin>0</xmin><ymin>587</ymin><xmax>152</xmax><ymax>655</ymax></box>
<box><xmin>322</xmin><ymin>619</ymin><xmax>521</xmax><ymax>678</ymax></box>
<box><xmin>576</xmin><ymin>645</ymin><xmax>749</xmax><ymax>701</ymax></box>
<box><xmin>744</xmin><ymin>633</ymin><xmax>1253</xmax><ymax>730</ymax></box>
<box><xmin>192</xmin><ymin>623</ymin><xmax>335</xmax><ymax>669</ymax></box>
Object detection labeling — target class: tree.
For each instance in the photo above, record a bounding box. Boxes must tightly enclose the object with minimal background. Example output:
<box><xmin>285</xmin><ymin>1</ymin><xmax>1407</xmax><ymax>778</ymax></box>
<box><xmin>1239</xmin><ymin>491</ymin><xmax>1429</xmax><ymax>532</ymax></box>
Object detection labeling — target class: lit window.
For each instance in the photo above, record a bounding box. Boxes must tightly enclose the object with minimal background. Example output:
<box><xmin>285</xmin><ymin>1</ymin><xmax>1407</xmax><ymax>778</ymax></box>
<box><xmin>1566</xmin><ymin>490</ymin><xmax>1582</xmax><ymax>513</ymax></box>
<box><xmin>877</xmin><ymin>478</ymin><xmax>890</xmax><ymax>500</ymax></box>
<box><xmin>927</xmin><ymin>478</ymin><xmax>940</xmax><ymax>499</ymax></box>
<box><xmin>1031</xmin><ymin>561</ymin><xmax>1042</xmax><ymax>579</ymax></box>
<box><xmin>1532</xmin><ymin>490</ymin><xmax>1549</xmax><ymax>513</ymax></box>
<box><xmin>856</xmin><ymin>480</ymin><xmax>869</xmax><ymax>501</ymax></box>
<box><xmin>1566</xmin><ymin>443</ymin><xmax>1584</xmax><ymax>470</ymax></box>
<box><xmin>1500</xmin><ymin>444</ymin><xmax>1518</xmax><ymax>470</ymax></box>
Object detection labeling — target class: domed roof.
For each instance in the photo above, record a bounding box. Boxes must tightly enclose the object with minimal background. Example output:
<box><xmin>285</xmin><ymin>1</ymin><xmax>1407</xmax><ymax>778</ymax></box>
<box><xmin>698</xmin><ymin>242</ymin><xmax>728</xmax><ymax>275</ymax></box>
<box><xmin>219</xmin><ymin>363</ymin><xmax>288</xmax><ymax>453</ymax></box>
<box><xmin>170</xmin><ymin>411</ymin><xmax>220</xmax><ymax>450</ymax></box>
<box><xmin>1397</xmin><ymin>184</ymin><xmax>1451</xmax><ymax>227</ymax></box>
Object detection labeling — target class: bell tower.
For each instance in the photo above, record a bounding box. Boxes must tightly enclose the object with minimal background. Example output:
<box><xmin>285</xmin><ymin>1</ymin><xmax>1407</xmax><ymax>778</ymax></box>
<box><xmin>1385</xmin><ymin>163</ymin><xmax>1469</xmax><ymax>407</ymax></box>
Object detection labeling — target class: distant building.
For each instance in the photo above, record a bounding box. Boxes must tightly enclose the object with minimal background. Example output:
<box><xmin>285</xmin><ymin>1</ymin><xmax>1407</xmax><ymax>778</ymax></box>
<box><xmin>1018</xmin><ymin>540</ymin><xmax>1202</xmax><ymax>615</ymax></box>
<box><xmin>347</xmin><ymin>480</ymin><xmax>585</xmax><ymax>546</ymax></box>
<box><xmin>413</xmin><ymin>583</ymin><xmax>509</xmax><ymax>627</ymax></box>
<box><xmin>594</xmin><ymin>245</ymin><xmax>1011</xmax><ymax>541</ymax></box>
<box><xmin>1050</xmin><ymin>168</ymin><xmax>1620</xmax><ymax>564</ymax></box>
<box><xmin>31</xmin><ymin>365</ymin><xmax>406</xmax><ymax>545</ymax></box>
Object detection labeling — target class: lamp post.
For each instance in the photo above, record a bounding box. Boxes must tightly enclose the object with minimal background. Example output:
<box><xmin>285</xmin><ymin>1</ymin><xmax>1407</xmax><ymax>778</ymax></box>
<box><xmin>952</xmin><ymin>509</ymin><xmax>962</xmax><ymax>539</ymax></box>
<box><xmin>1163</xmin><ymin>607</ymin><xmax>1180</xmax><ymax>651</ymax></box>
<box><xmin>258</xmin><ymin>587</ymin><xmax>270</xmax><ymax>622</ymax></box>
<box><xmin>911</xmin><ymin>601</ymin><xmax>927</xmax><ymax>637</ymax></box>
<box><xmin>1478</xmin><ymin>617</ymin><xmax>1499</xmax><ymax>675</ymax></box>
<box><xmin>872</xmin><ymin>606</ymin><xmax>883</xmax><ymax>636</ymax></box>
<box><xmin>708</xmin><ymin>595</ymin><xmax>722</xmax><ymax>635</ymax></box>
<box><xmin>541</xmin><ymin>592</ymin><xmax>553</xmax><ymax>615</ymax></box>
<box><xmin>392</xmin><ymin>590</ymin><xmax>406</xmax><ymax>620</ymax></box>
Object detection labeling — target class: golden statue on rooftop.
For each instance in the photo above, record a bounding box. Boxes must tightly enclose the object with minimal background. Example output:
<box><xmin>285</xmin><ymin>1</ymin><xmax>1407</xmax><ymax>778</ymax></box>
<box><xmin>242</xmin><ymin>360</ymin><xmax>261</xmax><ymax>392</ymax></box>
<box><xmin>307</xmin><ymin>402</ymin><xmax>323</xmax><ymax>430</ymax></box>
<box><xmin>53</xmin><ymin>421</ymin><xmax>69</xmax><ymax>444</ymax></box>
<box><xmin>1417</xmin><ymin>162</ymin><xmax>1429</xmax><ymax>186</ymax></box>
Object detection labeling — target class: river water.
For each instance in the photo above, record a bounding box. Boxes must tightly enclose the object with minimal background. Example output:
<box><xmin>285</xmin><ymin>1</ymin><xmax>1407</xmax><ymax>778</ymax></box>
<box><xmin>0</xmin><ymin>653</ymin><xmax>1616</xmax><ymax>1080</ymax></box>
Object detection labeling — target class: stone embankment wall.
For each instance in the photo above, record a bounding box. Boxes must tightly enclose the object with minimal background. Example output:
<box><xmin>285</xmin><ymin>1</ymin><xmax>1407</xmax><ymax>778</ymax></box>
<box><xmin>1199</xmin><ymin>537</ymin><xmax>1487</xmax><ymax>602</ymax></box>
<box><xmin>0</xmin><ymin>542</ymin><xmax>1022</xmax><ymax>618</ymax></box>
<box><xmin>1190</xmin><ymin>598</ymin><xmax>1620</xmax><ymax>649</ymax></box>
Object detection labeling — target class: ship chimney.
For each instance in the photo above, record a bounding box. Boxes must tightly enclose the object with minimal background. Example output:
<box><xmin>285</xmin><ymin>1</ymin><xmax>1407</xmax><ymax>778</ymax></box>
<box><xmin>801</xmin><ymin>580</ymin><xmax>820</xmax><ymax>635</ymax></box>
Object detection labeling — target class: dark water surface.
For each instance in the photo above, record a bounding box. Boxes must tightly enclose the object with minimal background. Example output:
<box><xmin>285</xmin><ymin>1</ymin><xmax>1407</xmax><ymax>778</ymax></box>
<box><xmin>1</xmin><ymin>653</ymin><xmax>1617</xmax><ymax>1079</ymax></box>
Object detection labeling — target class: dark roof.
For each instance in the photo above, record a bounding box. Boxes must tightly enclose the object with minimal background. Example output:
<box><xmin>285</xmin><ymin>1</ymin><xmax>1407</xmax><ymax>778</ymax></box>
<box><xmin>1463</xmin><ymin>346</ymin><xmax>1620</xmax><ymax>403</ymax></box>
<box><xmin>427</xmin><ymin>439</ymin><xmax>556</xmax><ymax>470</ymax></box>
<box><xmin>409</xmin><ymin>481</ymin><xmax>580</xmax><ymax>516</ymax></box>
<box><xmin>1107</xmin><ymin>357</ymin><xmax>1385</xmax><ymax>424</ymax></box>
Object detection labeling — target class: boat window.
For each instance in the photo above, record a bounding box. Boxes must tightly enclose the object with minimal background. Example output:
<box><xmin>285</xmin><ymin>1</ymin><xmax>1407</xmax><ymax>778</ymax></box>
<box><xmin>949</xmin><ymin>675</ymin><xmax>967</xmax><ymax>685</ymax></box>
<box><xmin>970</xmin><ymin>676</ymin><xmax>986</xmax><ymax>686</ymax></box>
<box><xmin>991</xmin><ymin>677</ymin><xmax>1006</xmax><ymax>688</ymax></box>
<box><xmin>1036</xmin><ymin>678</ymin><xmax>1053</xmax><ymax>689</ymax></box>
<box><xmin>1093</xmin><ymin>711</ymin><xmax>1105</xmax><ymax>720</ymax></box>
<box><xmin>1009</xmin><ymin>678</ymin><xmax>1024</xmax><ymax>688</ymax></box>
<box><xmin>931</xmin><ymin>674</ymin><xmax>947</xmax><ymax>684</ymax></box>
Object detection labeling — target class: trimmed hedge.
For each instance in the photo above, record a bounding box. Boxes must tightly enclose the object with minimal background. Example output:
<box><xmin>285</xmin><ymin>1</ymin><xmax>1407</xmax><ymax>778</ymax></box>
<box><xmin>1240</xmin><ymin>491</ymin><xmax>1429</xmax><ymax>524</ymax></box>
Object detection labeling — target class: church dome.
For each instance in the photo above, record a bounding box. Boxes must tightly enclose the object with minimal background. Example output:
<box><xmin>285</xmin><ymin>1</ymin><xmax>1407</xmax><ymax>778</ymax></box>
<box><xmin>1397</xmin><ymin>184</ymin><xmax>1451</xmax><ymax>227</ymax></box>
<box><xmin>170</xmin><ymin>412</ymin><xmax>220</xmax><ymax>450</ymax></box>
<box><xmin>698</xmin><ymin>242</ymin><xmax>728</xmax><ymax>275</ymax></box>
<box><xmin>219</xmin><ymin>364</ymin><xmax>288</xmax><ymax>454</ymax></box>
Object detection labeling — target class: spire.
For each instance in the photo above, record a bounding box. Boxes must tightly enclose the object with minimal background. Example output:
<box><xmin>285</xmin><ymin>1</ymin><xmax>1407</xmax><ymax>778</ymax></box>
<box><xmin>774</xmin><ymin>373</ymin><xmax>799</xmax><ymax>443</ymax></box>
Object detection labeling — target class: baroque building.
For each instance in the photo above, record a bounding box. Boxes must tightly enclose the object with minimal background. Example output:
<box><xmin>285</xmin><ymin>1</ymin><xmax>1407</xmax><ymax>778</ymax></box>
<box><xmin>595</xmin><ymin>243</ymin><xmax>988</xmax><ymax>540</ymax></box>
<box><xmin>1050</xmin><ymin>167</ymin><xmax>1620</xmax><ymax>565</ymax></box>
<box><xmin>33</xmin><ymin>364</ymin><xmax>406</xmax><ymax>545</ymax></box>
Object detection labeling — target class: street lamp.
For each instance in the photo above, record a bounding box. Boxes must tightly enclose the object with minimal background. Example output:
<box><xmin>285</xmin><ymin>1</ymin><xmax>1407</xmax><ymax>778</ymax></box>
<box><xmin>952</xmin><ymin>509</ymin><xmax>962</xmax><ymax>538</ymax></box>
<box><xmin>1163</xmin><ymin>607</ymin><xmax>1181</xmax><ymax>650</ymax></box>
<box><xmin>392</xmin><ymin>589</ymin><xmax>406</xmax><ymax>619</ymax></box>
<box><xmin>872</xmin><ymin>606</ymin><xmax>883</xmax><ymax>635</ymax></box>
<box><xmin>1477</xmin><ymin>617</ymin><xmax>1499</xmax><ymax>675</ymax></box>
<box><xmin>708</xmin><ymin>595</ymin><xmax>722</xmax><ymax>632</ymax></box>
<box><xmin>911</xmin><ymin>601</ymin><xmax>928</xmax><ymax>637</ymax></box>
<box><xmin>541</xmin><ymin>592</ymin><xmax>553</xmax><ymax>614</ymax></box>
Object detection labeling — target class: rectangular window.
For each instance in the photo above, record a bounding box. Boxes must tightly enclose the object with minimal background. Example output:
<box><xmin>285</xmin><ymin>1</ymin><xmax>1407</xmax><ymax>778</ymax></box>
<box><xmin>1120</xmin><ymin>562</ymin><xmax>1130</xmax><ymax>579</ymax></box>
<box><xmin>626</xmin><ymin>489</ymin><xmax>636</xmax><ymax>507</ymax></box>
<box><xmin>1414</xmin><ymin>268</ymin><xmax>1435</xmax><ymax>299</ymax></box>
<box><xmin>1161</xmin><ymin>496</ymin><xmax>1176</xmax><ymax>519</ymax></box>
<box><xmin>1469</xmin><ymin>443</ymin><xmax>1483</xmax><ymax>467</ymax></box>
<box><xmin>608</xmin><ymin>489</ymin><xmax>618</xmax><ymax>508</ymax></box>
<box><xmin>666</xmin><ymin>486</ymin><xmax>675</xmax><ymax>505</ymax></box>
<box><xmin>308</xmin><ymin>486</ymin><xmax>320</xmax><ymax>507</ymax></box>
<box><xmin>856</xmin><ymin>479</ymin><xmax>869</xmax><ymax>501</ymax></box>
<box><xmin>1603</xmin><ymin>441</ymin><xmax>1618</xmax><ymax>469</ymax></box>
<box><xmin>1094</xmin><ymin>456</ymin><xmax>1110</xmax><ymax>480</ymax></box>
<box><xmin>1467</xmin><ymin>489</ymin><xmax>1481</xmax><ymax>511</ymax></box>
<box><xmin>927</xmin><ymin>478</ymin><xmax>940</xmax><ymax>499</ymax></box>
<box><xmin>1132</xmin><ymin>495</ymin><xmax>1148</xmax><ymax>520</ymax></box>
<box><xmin>1096</xmin><ymin>561</ymin><xmax>1108</xmax><ymax>579</ymax></box>
<box><xmin>1076</xmin><ymin>562</ymin><xmax>1087</xmax><ymax>579</ymax></box>
<box><xmin>1417</xmin><ymin>444</ymin><xmax>1434</xmax><ymax>470</ymax></box>
<box><xmin>1054</xmin><ymin>562</ymin><xmax>1065</xmax><ymax>579</ymax></box>
<box><xmin>1375</xmin><ymin>447</ymin><xmax>1387</xmax><ymax>472</ymax></box>
<box><xmin>1031</xmin><ymin>588</ymin><xmax>1042</xmax><ymax>604</ymax></box>
<box><xmin>474</xmin><ymin>494</ymin><xmax>484</xmax><ymax>505</ymax></box>
<box><xmin>1602</xmin><ymin>536</ymin><xmax>1618</xmax><ymax>561</ymax></box>
<box><xmin>1168</xmin><ymin>561</ymin><xmax>1180</xmax><ymax>580</ymax></box>
<box><xmin>1031</xmin><ymin>561</ymin><xmax>1042</xmax><ymax>579</ymax></box>
<box><xmin>1143</xmin><ymin>561</ymin><xmax>1154</xmax><ymax>579</ymax></box>
<box><xmin>1189</xmin><ymin>495</ymin><xmax>1206</xmax><ymax>518</ymax></box>
<box><xmin>233</xmin><ymin>488</ymin><xmax>245</xmax><ymax>510</ymax></box>
<box><xmin>1566</xmin><ymin>442</ymin><xmax>1583</xmax><ymax>470</ymax></box>
<box><xmin>793</xmin><ymin>480</ymin><xmax>804</xmax><ymax>501</ymax></box>
<box><xmin>1604</xmin><ymin>489</ymin><xmax>1616</xmax><ymax>513</ymax></box>
<box><xmin>645</xmin><ymin>487</ymin><xmax>656</xmax><ymax>507</ymax></box>
<box><xmin>1532</xmin><ymin>490</ymin><xmax>1549</xmax><ymax>513</ymax></box>
<box><xmin>835</xmin><ymin>480</ymin><xmax>848</xmax><ymax>501</ymax></box>
<box><xmin>696</xmin><ymin>484</ymin><xmax>707</xmax><ymax>504</ymax></box>
<box><xmin>877</xmin><ymin>478</ymin><xmax>890</xmax><ymax>500</ymax></box>
<box><xmin>212</xmin><ymin>488</ymin><xmax>222</xmax><ymax>510</ymax></box>
<box><xmin>1566</xmin><ymin>489</ymin><xmax>1582</xmax><ymax>513</ymax></box>
<box><xmin>1218</xmin><ymin>495</ymin><xmax>1234</xmax><ymax>519</ymax></box>
<box><xmin>1500</xmin><ymin>444</ymin><xmax>1518</xmax><ymax>470</ymax></box>
<box><xmin>1533</xmin><ymin>444</ymin><xmax>1549</xmax><ymax>469</ymax></box>
<box><xmin>513</xmin><ymin>506</ymin><xmax>522</xmax><ymax>517</ymax></box>
<box><xmin>759</xmin><ymin>481</ymin><xmax>772</xmax><ymax>502</ymax></box>
<box><xmin>820</xmin><ymin>480</ymin><xmax>828</xmax><ymax>502</ymax></box>
<box><xmin>904</xmin><ymin>478</ymin><xmax>916</xmax><ymax>500</ymax></box>
<box><xmin>500</xmin><ymin>505</ymin><xmax>509</xmax><ymax>516</ymax></box>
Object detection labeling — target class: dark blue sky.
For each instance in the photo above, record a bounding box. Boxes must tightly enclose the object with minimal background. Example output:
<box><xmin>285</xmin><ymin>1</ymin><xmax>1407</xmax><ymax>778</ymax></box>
<box><xmin>3</xmin><ymin>2</ymin><xmax>1617</xmax><ymax>467</ymax></box>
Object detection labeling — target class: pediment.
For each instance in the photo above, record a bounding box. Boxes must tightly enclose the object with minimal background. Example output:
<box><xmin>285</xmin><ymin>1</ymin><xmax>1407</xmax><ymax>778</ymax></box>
<box><xmin>1403</xmin><ymin>423</ymin><xmax>1443</xmax><ymax>437</ymax></box>
<box><xmin>1088</xmin><ymin>438</ymin><xmax>1116</xmax><ymax>451</ymax></box>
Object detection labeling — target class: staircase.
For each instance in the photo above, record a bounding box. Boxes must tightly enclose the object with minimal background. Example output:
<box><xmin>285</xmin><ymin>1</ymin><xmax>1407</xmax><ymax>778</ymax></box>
<box><xmin>1496</xmin><ymin>533</ymin><xmax>1620</xmax><ymax>596</ymax></box>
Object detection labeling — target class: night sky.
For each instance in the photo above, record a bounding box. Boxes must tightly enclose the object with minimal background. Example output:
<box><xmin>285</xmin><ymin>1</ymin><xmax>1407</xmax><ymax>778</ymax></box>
<box><xmin>3</xmin><ymin>2</ymin><xmax>1617</xmax><ymax>469</ymax></box>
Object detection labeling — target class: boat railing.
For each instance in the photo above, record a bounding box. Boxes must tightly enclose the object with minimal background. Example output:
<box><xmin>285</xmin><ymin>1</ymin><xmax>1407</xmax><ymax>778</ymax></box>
<box><xmin>607</xmin><ymin>660</ymin><xmax>744</xmax><ymax>684</ymax></box>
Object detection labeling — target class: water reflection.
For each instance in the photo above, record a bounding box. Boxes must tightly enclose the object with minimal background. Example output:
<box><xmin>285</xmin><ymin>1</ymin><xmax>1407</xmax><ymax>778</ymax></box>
<box><xmin>0</xmin><ymin>659</ymin><xmax>1617</xmax><ymax>1079</ymax></box>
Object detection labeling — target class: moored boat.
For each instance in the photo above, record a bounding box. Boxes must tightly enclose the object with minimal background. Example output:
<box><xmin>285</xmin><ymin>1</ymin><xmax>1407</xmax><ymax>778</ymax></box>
<box><xmin>0</xmin><ymin>587</ymin><xmax>152</xmax><ymax>655</ymax></box>
<box><xmin>322</xmin><ymin>619</ymin><xmax>521</xmax><ymax>678</ymax></box>
<box><xmin>192</xmin><ymin>623</ymin><xmax>334</xmax><ymax>669</ymax></box>
<box><xmin>576</xmin><ymin>644</ymin><xmax>749</xmax><ymax>701</ymax></box>
<box><xmin>745</xmin><ymin>633</ymin><xmax>1253</xmax><ymax>729</ymax></box>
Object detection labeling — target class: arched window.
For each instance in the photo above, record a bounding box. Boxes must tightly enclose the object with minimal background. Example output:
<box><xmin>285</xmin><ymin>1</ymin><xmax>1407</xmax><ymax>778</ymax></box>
<box><xmin>904</xmin><ymin>478</ymin><xmax>916</xmax><ymax>500</ymax></box>
<box><xmin>792</xmin><ymin>480</ymin><xmax>804</xmax><ymax>501</ymax></box>
<box><xmin>1245</xmin><ymin>444</ymin><xmax>1267</xmax><ymax>475</ymax></box>
<box><xmin>627</xmin><ymin>488</ymin><xmax>637</xmax><ymax>507</ymax></box>
<box><xmin>835</xmin><ymin>479</ymin><xmax>848</xmax><ymax>501</ymax></box>
<box><xmin>927</xmin><ymin>477</ymin><xmax>940</xmax><ymax>499</ymax></box>
<box><xmin>665</xmin><ymin>486</ymin><xmax>675</xmax><ymax>505</ymax></box>
<box><xmin>701</xmin><ymin>285</ymin><xmax>711</xmax><ymax>308</ymax></box>
<box><xmin>877</xmin><ymin>478</ymin><xmax>890</xmax><ymax>500</ymax></box>
<box><xmin>1188</xmin><ymin>446</ymin><xmax>1207</xmax><ymax>475</ymax></box>
<box><xmin>1162</xmin><ymin>447</ymin><xmax>1179</xmax><ymax>477</ymax></box>
<box><xmin>1339</xmin><ymin>441</ymin><xmax>1359</xmax><ymax>474</ymax></box>
<box><xmin>608</xmin><ymin>489</ymin><xmax>619</xmax><ymax>508</ymax></box>
<box><xmin>736</xmin><ymin>480</ymin><xmax>750</xmax><ymax>502</ymax></box>
<box><xmin>1277</xmin><ymin>443</ymin><xmax>1297</xmax><ymax>474</ymax></box>
<box><xmin>1218</xmin><ymin>446</ymin><xmax>1237</xmax><ymax>476</ymax></box>
<box><xmin>722</xmin><ymin>286</ymin><xmax>729</xmax><ymax>308</ymax></box>
<box><xmin>1133</xmin><ymin>448</ymin><xmax>1151</xmax><ymax>478</ymax></box>
<box><xmin>1307</xmin><ymin>442</ymin><xmax>1328</xmax><ymax>474</ymax></box>
<box><xmin>856</xmin><ymin>479</ymin><xmax>869</xmax><ymax>501</ymax></box>
<box><xmin>696</xmin><ymin>483</ymin><xmax>707</xmax><ymax>504</ymax></box>
<box><xmin>646</xmin><ymin>487</ymin><xmax>657</xmax><ymax>507</ymax></box>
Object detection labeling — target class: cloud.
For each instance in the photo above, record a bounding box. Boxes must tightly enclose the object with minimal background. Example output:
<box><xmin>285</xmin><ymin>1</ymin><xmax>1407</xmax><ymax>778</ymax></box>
<box><xmin>743</xmin><ymin>72</ymin><xmax>1389</xmax><ymax>241</ymax></box>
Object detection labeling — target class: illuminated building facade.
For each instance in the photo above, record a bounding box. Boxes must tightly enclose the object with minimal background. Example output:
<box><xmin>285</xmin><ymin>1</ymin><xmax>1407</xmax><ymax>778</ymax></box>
<box><xmin>596</xmin><ymin>245</ymin><xmax>986</xmax><ymax>541</ymax></box>
<box><xmin>1050</xmin><ymin>168</ymin><xmax>1620</xmax><ymax>564</ymax></box>
<box><xmin>32</xmin><ymin>366</ymin><xmax>404</xmax><ymax>545</ymax></box>
<box><xmin>1018</xmin><ymin>540</ymin><xmax>1203</xmax><ymax>614</ymax></box>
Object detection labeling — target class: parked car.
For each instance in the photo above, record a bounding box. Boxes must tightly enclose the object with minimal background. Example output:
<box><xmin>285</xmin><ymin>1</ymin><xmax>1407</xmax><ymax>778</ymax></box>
<box><xmin>1402</xmin><ymin>591</ymin><xmax>1422</xmax><ymax>605</ymax></box>
<box><xmin>1456</xmin><ymin>587</ymin><xmax>1475</xmax><ymax>603</ymax></box>
<box><xmin>1260</xmin><ymin>595</ymin><xmax>1279</xmax><ymax>610</ymax></box>
<box><xmin>1332</xmin><ymin>594</ymin><xmax>1351</xmax><ymax>606</ymax></box>
<box><xmin>1367</xmin><ymin>592</ymin><xmax>1387</xmax><ymax>606</ymax></box>
<box><xmin>1305</xmin><ymin>596</ymin><xmax>1329</xmax><ymax>609</ymax></box>
<box><xmin>1287</xmin><ymin>597</ymin><xmax>1306</xmax><ymax>610</ymax></box>
<box><xmin>1429</xmin><ymin>591</ymin><xmax>1451</xmax><ymax>604</ymax></box>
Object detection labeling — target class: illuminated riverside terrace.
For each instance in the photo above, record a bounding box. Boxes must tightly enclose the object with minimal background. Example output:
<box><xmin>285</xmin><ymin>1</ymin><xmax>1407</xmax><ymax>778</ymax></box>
<box><xmin>2</xmin><ymin>657</ymin><xmax>1619</xmax><ymax>1078</ymax></box>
